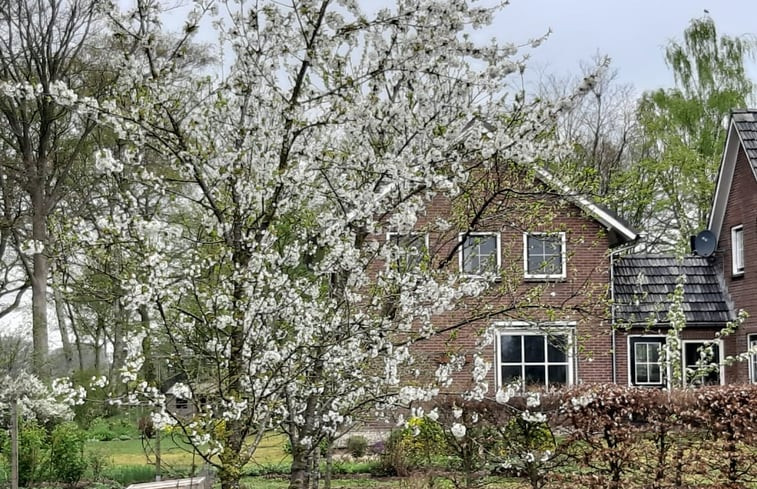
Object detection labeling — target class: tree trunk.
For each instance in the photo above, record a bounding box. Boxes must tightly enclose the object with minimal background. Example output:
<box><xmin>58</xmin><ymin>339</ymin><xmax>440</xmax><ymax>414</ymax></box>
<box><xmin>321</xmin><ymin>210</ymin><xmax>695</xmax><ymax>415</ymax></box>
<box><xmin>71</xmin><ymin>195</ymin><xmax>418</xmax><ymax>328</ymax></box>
<box><xmin>289</xmin><ymin>443</ymin><xmax>310</xmax><ymax>489</ymax></box>
<box><xmin>10</xmin><ymin>398</ymin><xmax>18</xmax><ymax>489</ymax></box>
<box><xmin>53</xmin><ymin>287</ymin><xmax>75</xmax><ymax>373</ymax></box>
<box><xmin>324</xmin><ymin>442</ymin><xmax>333</xmax><ymax>489</ymax></box>
<box><xmin>29</xmin><ymin>181</ymin><xmax>49</xmax><ymax>377</ymax></box>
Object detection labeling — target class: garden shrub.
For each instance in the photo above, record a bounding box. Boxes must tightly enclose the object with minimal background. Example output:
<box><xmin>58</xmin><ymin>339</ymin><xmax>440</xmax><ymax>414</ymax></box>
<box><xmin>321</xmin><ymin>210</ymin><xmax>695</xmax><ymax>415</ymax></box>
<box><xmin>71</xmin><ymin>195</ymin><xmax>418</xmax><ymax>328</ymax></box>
<box><xmin>50</xmin><ymin>421</ymin><xmax>87</xmax><ymax>485</ymax></box>
<box><xmin>87</xmin><ymin>417</ymin><xmax>117</xmax><ymax>441</ymax></box>
<box><xmin>0</xmin><ymin>419</ymin><xmax>47</xmax><ymax>488</ymax></box>
<box><xmin>346</xmin><ymin>435</ymin><xmax>368</xmax><ymax>458</ymax></box>
<box><xmin>556</xmin><ymin>384</ymin><xmax>757</xmax><ymax>489</ymax></box>
<box><xmin>381</xmin><ymin>416</ymin><xmax>447</xmax><ymax>476</ymax></box>
<box><xmin>87</xmin><ymin>449</ymin><xmax>110</xmax><ymax>482</ymax></box>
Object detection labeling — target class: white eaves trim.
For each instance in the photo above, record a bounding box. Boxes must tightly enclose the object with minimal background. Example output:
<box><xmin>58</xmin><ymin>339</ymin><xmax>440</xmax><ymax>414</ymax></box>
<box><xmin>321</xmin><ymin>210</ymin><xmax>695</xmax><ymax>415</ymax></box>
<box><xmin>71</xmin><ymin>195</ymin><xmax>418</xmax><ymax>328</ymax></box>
<box><xmin>532</xmin><ymin>166</ymin><xmax>638</xmax><ymax>244</ymax></box>
<box><xmin>708</xmin><ymin>116</ymin><xmax>757</xmax><ymax>242</ymax></box>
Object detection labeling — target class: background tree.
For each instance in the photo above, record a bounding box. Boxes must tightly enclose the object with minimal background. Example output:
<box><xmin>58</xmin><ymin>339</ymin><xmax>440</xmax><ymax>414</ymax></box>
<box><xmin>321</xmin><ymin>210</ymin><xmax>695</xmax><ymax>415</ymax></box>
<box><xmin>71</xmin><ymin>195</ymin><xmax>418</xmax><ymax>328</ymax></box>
<box><xmin>618</xmin><ymin>16</ymin><xmax>755</xmax><ymax>252</ymax></box>
<box><xmin>538</xmin><ymin>55</ymin><xmax>640</xmax><ymax>199</ymax></box>
<box><xmin>0</xmin><ymin>0</ymin><xmax>104</xmax><ymax>376</ymax></box>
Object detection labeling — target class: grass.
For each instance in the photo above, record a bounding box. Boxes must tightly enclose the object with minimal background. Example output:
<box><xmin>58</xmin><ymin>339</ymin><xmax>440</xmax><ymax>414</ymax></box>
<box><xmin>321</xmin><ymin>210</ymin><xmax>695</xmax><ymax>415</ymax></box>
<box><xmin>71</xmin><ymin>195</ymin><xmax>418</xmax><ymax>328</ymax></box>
<box><xmin>85</xmin><ymin>431</ymin><xmax>290</xmax><ymax>469</ymax></box>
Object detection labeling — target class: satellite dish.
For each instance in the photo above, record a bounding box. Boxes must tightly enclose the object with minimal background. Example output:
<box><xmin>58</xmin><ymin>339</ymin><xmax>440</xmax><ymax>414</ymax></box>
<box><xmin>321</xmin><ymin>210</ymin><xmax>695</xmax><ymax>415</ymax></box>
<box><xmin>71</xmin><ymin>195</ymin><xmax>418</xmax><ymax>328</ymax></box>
<box><xmin>693</xmin><ymin>230</ymin><xmax>717</xmax><ymax>257</ymax></box>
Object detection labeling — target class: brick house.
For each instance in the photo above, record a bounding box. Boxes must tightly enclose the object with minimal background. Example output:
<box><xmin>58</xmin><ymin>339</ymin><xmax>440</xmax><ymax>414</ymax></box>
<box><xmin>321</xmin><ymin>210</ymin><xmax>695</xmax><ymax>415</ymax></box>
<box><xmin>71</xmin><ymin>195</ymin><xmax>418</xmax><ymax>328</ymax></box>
<box><xmin>391</xmin><ymin>109</ymin><xmax>757</xmax><ymax>395</ymax></box>
<box><xmin>612</xmin><ymin>255</ymin><xmax>733</xmax><ymax>386</ymax></box>
<box><xmin>609</xmin><ymin>109</ymin><xmax>757</xmax><ymax>387</ymax></box>
<box><xmin>707</xmin><ymin>109</ymin><xmax>757</xmax><ymax>383</ymax></box>
<box><xmin>395</xmin><ymin>165</ymin><xmax>638</xmax><ymax>392</ymax></box>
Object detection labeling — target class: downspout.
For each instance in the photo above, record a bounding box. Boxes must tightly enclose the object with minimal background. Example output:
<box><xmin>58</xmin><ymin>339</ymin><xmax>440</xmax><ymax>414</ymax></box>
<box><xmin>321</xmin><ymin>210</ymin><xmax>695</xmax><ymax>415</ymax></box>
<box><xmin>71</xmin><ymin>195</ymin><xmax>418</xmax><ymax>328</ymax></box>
<box><xmin>609</xmin><ymin>241</ymin><xmax>638</xmax><ymax>384</ymax></box>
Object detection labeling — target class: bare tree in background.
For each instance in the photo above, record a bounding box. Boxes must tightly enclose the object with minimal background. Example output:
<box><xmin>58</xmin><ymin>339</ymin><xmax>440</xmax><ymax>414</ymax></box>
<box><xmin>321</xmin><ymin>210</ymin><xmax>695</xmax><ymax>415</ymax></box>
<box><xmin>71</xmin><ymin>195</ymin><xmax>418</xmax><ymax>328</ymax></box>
<box><xmin>537</xmin><ymin>55</ymin><xmax>640</xmax><ymax>198</ymax></box>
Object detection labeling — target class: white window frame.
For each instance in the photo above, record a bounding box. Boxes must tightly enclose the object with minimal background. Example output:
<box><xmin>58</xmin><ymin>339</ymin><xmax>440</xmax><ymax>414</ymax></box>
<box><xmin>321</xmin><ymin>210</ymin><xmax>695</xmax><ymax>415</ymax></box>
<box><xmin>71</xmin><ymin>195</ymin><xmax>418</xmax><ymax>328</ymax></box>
<box><xmin>749</xmin><ymin>334</ymin><xmax>757</xmax><ymax>384</ymax></box>
<box><xmin>627</xmin><ymin>336</ymin><xmax>667</xmax><ymax>387</ymax></box>
<box><xmin>386</xmin><ymin>232</ymin><xmax>429</xmax><ymax>271</ymax></box>
<box><xmin>731</xmin><ymin>225</ymin><xmax>744</xmax><ymax>276</ymax></box>
<box><xmin>459</xmin><ymin>232</ymin><xmax>501</xmax><ymax>276</ymax></box>
<box><xmin>682</xmin><ymin>339</ymin><xmax>724</xmax><ymax>386</ymax></box>
<box><xmin>523</xmin><ymin>232</ymin><xmax>567</xmax><ymax>280</ymax></box>
<box><xmin>494</xmin><ymin>321</ymin><xmax>575</xmax><ymax>389</ymax></box>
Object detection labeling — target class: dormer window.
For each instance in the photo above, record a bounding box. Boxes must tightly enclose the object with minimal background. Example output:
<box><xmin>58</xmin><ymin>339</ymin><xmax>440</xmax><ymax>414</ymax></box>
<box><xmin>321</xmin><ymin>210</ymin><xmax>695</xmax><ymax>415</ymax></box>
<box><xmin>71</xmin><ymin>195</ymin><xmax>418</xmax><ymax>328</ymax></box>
<box><xmin>732</xmin><ymin>225</ymin><xmax>744</xmax><ymax>276</ymax></box>
<box><xmin>524</xmin><ymin>232</ymin><xmax>566</xmax><ymax>279</ymax></box>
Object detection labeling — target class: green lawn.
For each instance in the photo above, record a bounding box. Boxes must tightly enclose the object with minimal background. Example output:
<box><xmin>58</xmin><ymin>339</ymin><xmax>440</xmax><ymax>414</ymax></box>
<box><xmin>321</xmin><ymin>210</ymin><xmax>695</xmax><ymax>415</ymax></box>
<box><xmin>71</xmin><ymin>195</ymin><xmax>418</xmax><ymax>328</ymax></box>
<box><xmin>86</xmin><ymin>432</ymin><xmax>290</xmax><ymax>470</ymax></box>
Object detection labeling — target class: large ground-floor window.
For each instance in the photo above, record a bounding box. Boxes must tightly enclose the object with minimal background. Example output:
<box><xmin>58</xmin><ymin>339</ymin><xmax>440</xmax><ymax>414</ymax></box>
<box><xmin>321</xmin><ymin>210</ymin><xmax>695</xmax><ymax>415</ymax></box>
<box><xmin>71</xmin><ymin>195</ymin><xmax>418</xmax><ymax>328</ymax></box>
<box><xmin>497</xmin><ymin>325</ymin><xmax>574</xmax><ymax>388</ymax></box>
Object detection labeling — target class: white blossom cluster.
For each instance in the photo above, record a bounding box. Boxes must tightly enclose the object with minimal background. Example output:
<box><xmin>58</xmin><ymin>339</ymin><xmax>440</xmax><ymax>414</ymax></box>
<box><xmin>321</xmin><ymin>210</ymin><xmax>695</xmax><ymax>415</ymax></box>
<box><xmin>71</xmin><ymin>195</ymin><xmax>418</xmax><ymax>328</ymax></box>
<box><xmin>0</xmin><ymin>372</ymin><xmax>81</xmax><ymax>421</ymax></box>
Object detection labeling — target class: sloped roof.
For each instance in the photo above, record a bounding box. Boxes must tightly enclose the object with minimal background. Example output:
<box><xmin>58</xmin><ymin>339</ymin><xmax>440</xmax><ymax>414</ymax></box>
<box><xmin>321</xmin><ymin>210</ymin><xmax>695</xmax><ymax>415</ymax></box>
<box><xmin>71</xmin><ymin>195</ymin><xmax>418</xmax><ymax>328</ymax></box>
<box><xmin>614</xmin><ymin>254</ymin><xmax>733</xmax><ymax>326</ymax></box>
<box><xmin>462</xmin><ymin>118</ymin><xmax>639</xmax><ymax>246</ymax></box>
<box><xmin>731</xmin><ymin>110</ymin><xmax>757</xmax><ymax>168</ymax></box>
<box><xmin>708</xmin><ymin>109</ymin><xmax>757</xmax><ymax>240</ymax></box>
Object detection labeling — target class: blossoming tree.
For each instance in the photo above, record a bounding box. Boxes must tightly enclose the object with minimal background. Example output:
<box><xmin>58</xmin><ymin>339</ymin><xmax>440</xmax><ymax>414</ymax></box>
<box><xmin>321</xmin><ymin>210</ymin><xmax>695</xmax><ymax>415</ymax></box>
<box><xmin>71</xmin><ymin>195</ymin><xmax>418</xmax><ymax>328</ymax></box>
<box><xmin>93</xmin><ymin>1</ymin><xmax>598</xmax><ymax>488</ymax></box>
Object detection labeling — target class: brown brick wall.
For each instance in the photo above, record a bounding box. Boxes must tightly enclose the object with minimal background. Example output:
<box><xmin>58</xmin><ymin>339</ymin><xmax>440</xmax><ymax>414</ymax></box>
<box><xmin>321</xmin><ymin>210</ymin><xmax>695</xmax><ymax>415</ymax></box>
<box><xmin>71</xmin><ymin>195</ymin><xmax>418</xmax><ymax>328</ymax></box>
<box><xmin>393</xmin><ymin>186</ymin><xmax>616</xmax><ymax>392</ymax></box>
<box><xmin>718</xmin><ymin>145</ymin><xmax>757</xmax><ymax>383</ymax></box>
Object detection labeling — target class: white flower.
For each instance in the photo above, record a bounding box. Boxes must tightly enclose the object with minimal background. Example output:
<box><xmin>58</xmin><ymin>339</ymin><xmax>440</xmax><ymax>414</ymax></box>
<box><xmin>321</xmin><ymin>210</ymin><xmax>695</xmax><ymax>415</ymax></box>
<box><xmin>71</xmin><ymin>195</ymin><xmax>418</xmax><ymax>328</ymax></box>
<box><xmin>521</xmin><ymin>411</ymin><xmax>547</xmax><ymax>423</ymax></box>
<box><xmin>94</xmin><ymin>148</ymin><xmax>123</xmax><ymax>173</ymax></box>
<box><xmin>452</xmin><ymin>406</ymin><xmax>463</xmax><ymax>419</ymax></box>
<box><xmin>427</xmin><ymin>408</ymin><xmax>439</xmax><ymax>422</ymax></box>
<box><xmin>450</xmin><ymin>422</ymin><xmax>466</xmax><ymax>439</ymax></box>
<box><xmin>571</xmin><ymin>394</ymin><xmax>594</xmax><ymax>410</ymax></box>
<box><xmin>496</xmin><ymin>388</ymin><xmax>511</xmax><ymax>404</ymax></box>
<box><xmin>526</xmin><ymin>392</ymin><xmax>541</xmax><ymax>408</ymax></box>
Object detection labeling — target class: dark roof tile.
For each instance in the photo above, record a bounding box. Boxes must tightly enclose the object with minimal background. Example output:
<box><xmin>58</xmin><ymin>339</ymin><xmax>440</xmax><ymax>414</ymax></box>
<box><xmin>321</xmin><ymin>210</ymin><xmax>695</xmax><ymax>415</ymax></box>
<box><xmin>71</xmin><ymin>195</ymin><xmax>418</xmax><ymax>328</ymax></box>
<box><xmin>613</xmin><ymin>254</ymin><xmax>733</xmax><ymax>326</ymax></box>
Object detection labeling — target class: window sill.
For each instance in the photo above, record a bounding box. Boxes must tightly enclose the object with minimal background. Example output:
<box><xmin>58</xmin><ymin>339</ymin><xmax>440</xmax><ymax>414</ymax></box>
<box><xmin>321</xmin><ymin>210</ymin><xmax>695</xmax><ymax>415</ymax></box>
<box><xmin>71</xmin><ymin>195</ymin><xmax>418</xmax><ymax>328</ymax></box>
<box><xmin>524</xmin><ymin>275</ymin><xmax>567</xmax><ymax>282</ymax></box>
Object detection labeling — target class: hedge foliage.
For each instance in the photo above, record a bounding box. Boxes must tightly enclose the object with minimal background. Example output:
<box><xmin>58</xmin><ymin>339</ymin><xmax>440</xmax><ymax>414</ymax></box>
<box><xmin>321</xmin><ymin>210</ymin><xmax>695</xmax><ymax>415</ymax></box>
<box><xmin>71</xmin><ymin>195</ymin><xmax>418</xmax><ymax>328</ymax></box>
<box><xmin>380</xmin><ymin>385</ymin><xmax>757</xmax><ymax>489</ymax></box>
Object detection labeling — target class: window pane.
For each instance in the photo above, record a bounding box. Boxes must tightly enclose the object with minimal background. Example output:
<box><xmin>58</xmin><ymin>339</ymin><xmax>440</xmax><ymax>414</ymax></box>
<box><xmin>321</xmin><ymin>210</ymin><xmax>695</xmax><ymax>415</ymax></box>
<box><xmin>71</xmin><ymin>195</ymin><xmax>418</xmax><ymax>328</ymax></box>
<box><xmin>524</xmin><ymin>366</ymin><xmax>546</xmax><ymax>386</ymax></box>
<box><xmin>501</xmin><ymin>366</ymin><xmax>521</xmax><ymax>384</ymax></box>
<box><xmin>528</xmin><ymin>255</ymin><xmax>543</xmax><ymax>274</ymax></box>
<box><xmin>479</xmin><ymin>236</ymin><xmax>496</xmax><ymax>255</ymax></box>
<box><xmin>501</xmin><ymin>335</ymin><xmax>522</xmax><ymax>363</ymax></box>
<box><xmin>635</xmin><ymin>344</ymin><xmax>648</xmax><ymax>363</ymax></box>
<box><xmin>649</xmin><ymin>365</ymin><xmax>661</xmax><ymax>384</ymax></box>
<box><xmin>636</xmin><ymin>364</ymin><xmax>648</xmax><ymax>383</ymax></box>
<box><xmin>684</xmin><ymin>342</ymin><xmax>720</xmax><ymax>386</ymax></box>
<box><xmin>527</xmin><ymin>236</ymin><xmax>540</xmax><ymax>253</ymax></box>
<box><xmin>526</xmin><ymin>234</ymin><xmax>563</xmax><ymax>275</ymax></box>
<box><xmin>524</xmin><ymin>336</ymin><xmax>545</xmax><ymax>362</ymax></box>
<box><xmin>544</xmin><ymin>238</ymin><xmax>561</xmax><ymax>255</ymax></box>
<box><xmin>647</xmin><ymin>344</ymin><xmax>659</xmax><ymax>362</ymax></box>
<box><xmin>547</xmin><ymin>335</ymin><xmax>567</xmax><ymax>362</ymax></box>
<box><xmin>463</xmin><ymin>235</ymin><xmax>498</xmax><ymax>274</ymax></box>
<box><xmin>548</xmin><ymin>365</ymin><xmax>567</xmax><ymax>385</ymax></box>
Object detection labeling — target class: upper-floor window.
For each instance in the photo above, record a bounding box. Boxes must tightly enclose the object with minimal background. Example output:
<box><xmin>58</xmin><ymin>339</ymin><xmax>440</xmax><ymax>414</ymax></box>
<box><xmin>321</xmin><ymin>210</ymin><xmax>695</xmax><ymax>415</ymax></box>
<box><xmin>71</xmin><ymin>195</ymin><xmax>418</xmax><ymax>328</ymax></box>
<box><xmin>524</xmin><ymin>232</ymin><xmax>566</xmax><ymax>279</ymax></box>
<box><xmin>459</xmin><ymin>232</ymin><xmax>500</xmax><ymax>276</ymax></box>
<box><xmin>387</xmin><ymin>232</ymin><xmax>428</xmax><ymax>272</ymax></box>
<box><xmin>497</xmin><ymin>325</ymin><xmax>574</xmax><ymax>389</ymax></box>
<box><xmin>732</xmin><ymin>225</ymin><xmax>744</xmax><ymax>276</ymax></box>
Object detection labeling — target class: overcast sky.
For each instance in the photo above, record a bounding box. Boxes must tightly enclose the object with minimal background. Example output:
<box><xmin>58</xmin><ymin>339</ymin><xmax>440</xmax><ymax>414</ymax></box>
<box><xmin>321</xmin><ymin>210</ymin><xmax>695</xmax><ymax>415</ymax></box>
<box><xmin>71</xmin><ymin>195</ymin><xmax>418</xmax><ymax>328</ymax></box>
<box><xmin>492</xmin><ymin>0</ymin><xmax>757</xmax><ymax>95</ymax></box>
